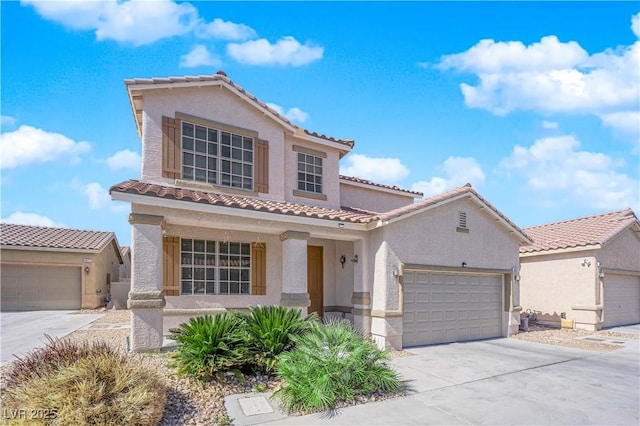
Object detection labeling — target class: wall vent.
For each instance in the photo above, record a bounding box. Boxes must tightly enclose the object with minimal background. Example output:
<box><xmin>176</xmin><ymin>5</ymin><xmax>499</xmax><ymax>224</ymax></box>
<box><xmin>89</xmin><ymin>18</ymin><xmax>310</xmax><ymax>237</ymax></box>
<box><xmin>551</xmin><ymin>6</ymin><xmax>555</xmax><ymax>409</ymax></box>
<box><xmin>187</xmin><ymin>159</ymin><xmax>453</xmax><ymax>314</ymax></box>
<box><xmin>457</xmin><ymin>211</ymin><xmax>469</xmax><ymax>233</ymax></box>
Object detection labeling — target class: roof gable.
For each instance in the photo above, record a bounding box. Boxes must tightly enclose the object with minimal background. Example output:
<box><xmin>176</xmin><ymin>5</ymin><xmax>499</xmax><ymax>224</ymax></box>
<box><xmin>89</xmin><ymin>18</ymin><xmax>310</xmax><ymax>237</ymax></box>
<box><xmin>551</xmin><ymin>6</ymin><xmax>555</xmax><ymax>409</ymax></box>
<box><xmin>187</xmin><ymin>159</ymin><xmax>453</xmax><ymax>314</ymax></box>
<box><xmin>520</xmin><ymin>208</ymin><xmax>640</xmax><ymax>254</ymax></box>
<box><xmin>125</xmin><ymin>71</ymin><xmax>354</xmax><ymax>155</ymax></box>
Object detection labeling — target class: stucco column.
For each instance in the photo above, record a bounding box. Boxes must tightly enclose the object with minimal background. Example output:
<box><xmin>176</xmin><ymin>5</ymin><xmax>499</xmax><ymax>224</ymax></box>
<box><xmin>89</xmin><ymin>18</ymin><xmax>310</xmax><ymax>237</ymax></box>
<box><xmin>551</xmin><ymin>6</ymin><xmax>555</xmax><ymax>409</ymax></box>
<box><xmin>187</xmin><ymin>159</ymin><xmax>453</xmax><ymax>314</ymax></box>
<box><xmin>280</xmin><ymin>231</ymin><xmax>310</xmax><ymax>316</ymax></box>
<box><xmin>370</xmin><ymin>241</ymin><xmax>403</xmax><ymax>350</ymax></box>
<box><xmin>351</xmin><ymin>239</ymin><xmax>372</xmax><ymax>335</ymax></box>
<box><xmin>128</xmin><ymin>213</ymin><xmax>165</xmax><ymax>352</ymax></box>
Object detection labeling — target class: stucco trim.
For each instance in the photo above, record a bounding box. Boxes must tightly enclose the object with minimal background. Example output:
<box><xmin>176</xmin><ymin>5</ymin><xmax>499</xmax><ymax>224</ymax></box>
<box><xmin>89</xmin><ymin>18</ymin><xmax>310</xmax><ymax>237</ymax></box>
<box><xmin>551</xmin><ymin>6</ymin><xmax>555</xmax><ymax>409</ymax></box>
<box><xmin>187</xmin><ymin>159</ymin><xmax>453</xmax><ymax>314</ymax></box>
<box><xmin>403</xmin><ymin>264</ymin><xmax>512</xmax><ymax>275</ymax></box>
<box><xmin>571</xmin><ymin>304</ymin><xmax>604</xmax><ymax>311</ymax></box>
<box><xmin>370</xmin><ymin>310</ymin><xmax>403</xmax><ymax>318</ymax></box>
<box><xmin>280</xmin><ymin>292</ymin><xmax>311</xmax><ymax>307</ymax></box>
<box><xmin>175</xmin><ymin>112</ymin><xmax>259</xmax><ymax>137</ymax></box>
<box><xmin>512</xmin><ymin>305</ymin><xmax>523</xmax><ymax>312</ymax></box>
<box><xmin>351</xmin><ymin>308</ymin><xmax>371</xmax><ymax>316</ymax></box>
<box><xmin>292</xmin><ymin>144</ymin><xmax>328</xmax><ymax>159</ymax></box>
<box><xmin>602</xmin><ymin>268</ymin><xmax>640</xmax><ymax>277</ymax></box>
<box><xmin>164</xmin><ymin>308</ymin><xmax>227</xmax><ymax>316</ymax></box>
<box><xmin>292</xmin><ymin>190</ymin><xmax>328</xmax><ymax>201</ymax></box>
<box><xmin>324</xmin><ymin>305</ymin><xmax>353</xmax><ymax>314</ymax></box>
<box><xmin>456</xmin><ymin>227</ymin><xmax>470</xmax><ymax>234</ymax></box>
<box><xmin>174</xmin><ymin>179</ymin><xmax>259</xmax><ymax>197</ymax></box>
<box><xmin>129</xmin><ymin>213</ymin><xmax>165</xmax><ymax>226</ymax></box>
<box><xmin>128</xmin><ymin>290</ymin><xmax>166</xmax><ymax>309</ymax></box>
<box><xmin>351</xmin><ymin>291</ymin><xmax>371</xmax><ymax>305</ymax></box>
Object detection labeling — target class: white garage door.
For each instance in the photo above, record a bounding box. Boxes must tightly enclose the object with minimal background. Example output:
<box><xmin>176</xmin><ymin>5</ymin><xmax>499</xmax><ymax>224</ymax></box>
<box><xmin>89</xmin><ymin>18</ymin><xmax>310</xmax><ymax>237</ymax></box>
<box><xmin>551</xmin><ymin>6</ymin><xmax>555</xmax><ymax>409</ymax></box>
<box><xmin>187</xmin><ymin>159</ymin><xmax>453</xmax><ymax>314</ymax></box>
<box><xmin>1</xmin><ymin>264</ymin><xmax>82</xmax><ymax>311</ymax></box>
<box><xmin>403</xmin><ymin>270</ymin><xmax>503</xmax><ymax>347</ymax></box>
<box><xmin>603</xmin><ymin>274</ymin><xmax>640</xmax><ymax>327</ymax></box>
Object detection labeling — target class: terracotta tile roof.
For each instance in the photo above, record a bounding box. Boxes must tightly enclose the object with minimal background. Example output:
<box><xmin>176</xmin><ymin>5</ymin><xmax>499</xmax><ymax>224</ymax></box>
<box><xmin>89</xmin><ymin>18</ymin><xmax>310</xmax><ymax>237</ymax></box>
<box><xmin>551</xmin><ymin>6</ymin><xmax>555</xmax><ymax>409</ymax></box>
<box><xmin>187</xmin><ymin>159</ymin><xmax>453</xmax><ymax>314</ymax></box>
<box><xmin>125</xmin><ymin>71</ymin><xmax>354</xmax><ymax>149</ymax></box>
<box><xmin>110</xmin><ymin>180</ymin><xmax>528</xmax><ymax>245</ymax></box>
<box><xmin>110</xmin><ymin>180</ymin><xmax>376</xmax><ymax>224</ymax></box>
<box><xmin>0</xmin><ymin>223</ymin><xmax>116</xmax><ymax>252</ymax></box>
<box><xmin>339</xmin><ymin>175</ymin><xmax>423</xmax><ymax>197</ymax></box>
<box><xmin>520</xmin><ymin>208</ymin><xmax>639</xmax><ymax>254</ymax></box>
<box><xmin>120</xmin><ymin>245</ymin><xmax>131</xmax><ymax>258</ymax></box>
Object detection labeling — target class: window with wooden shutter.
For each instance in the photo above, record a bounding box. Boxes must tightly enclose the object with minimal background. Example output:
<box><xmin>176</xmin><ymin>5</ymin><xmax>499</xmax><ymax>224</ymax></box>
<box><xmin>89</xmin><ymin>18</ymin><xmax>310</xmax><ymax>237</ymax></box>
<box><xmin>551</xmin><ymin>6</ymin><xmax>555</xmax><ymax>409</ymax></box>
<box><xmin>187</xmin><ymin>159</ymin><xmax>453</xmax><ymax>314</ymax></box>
<box><xmin>251</xmin><ymin>242</ymin><xmax>266</xmax><ymax>295</ymax></box>
<box><xmin>162</xmin><ymin>116</ymin><xmax>181</xmax><ymax>179</ymax></box>
<box><xmin>254</xmin><ymin>139</ymin><xmax>269</xmax><ymax>193</ymax></box>
<box><xmin>163</xmin><ymin>236</ymin><xmax>180</xmax><ymax>296</ymax></box>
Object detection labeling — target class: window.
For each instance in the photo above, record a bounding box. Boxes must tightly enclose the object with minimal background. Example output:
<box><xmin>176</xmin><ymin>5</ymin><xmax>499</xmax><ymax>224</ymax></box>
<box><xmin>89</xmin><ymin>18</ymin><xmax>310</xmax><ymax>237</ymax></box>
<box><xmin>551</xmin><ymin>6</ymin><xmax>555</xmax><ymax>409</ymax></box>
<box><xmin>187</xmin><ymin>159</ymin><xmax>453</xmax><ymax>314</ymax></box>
<box><xmin>180</xmin><ymin>238</ymin><xmax>251</xmax><ymax>295</ymax></box>
<box><xmin>297</xmin><ymin>153</ymin><xmax>323</xmax><ymax>194</ymax></box>
<box><xmin>181</xmin><ymin>122</ymin><xmax>253</xmax><ymax>190</ymax></box>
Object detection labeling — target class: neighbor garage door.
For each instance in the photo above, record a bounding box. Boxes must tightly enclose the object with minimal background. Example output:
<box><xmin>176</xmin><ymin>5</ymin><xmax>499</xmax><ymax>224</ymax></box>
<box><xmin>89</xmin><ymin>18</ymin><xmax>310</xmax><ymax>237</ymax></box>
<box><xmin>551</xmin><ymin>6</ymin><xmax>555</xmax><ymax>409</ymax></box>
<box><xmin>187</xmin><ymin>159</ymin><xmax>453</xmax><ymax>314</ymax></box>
<box><xmin>403</xmin><ymin>270</ymin><xmax>503</xmax><ymax>347</ymax></box>
<box><xmin>1</xmin><ymin>264</ymin><xmax>82</xmax><ymax>311</ymax></box>
<box><xmin>603</xmin><ymin>274</ymin><xmax>640</xmax><ymax>327</ymax></box>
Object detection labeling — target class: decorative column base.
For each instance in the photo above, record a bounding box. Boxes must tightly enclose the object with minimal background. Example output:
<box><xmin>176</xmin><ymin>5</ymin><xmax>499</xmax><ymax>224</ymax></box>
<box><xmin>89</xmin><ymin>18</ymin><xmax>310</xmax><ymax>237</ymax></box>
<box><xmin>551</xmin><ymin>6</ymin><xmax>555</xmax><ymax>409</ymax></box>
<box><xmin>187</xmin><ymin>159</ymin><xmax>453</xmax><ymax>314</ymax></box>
<box><xmin>128</xmin><ymin>291</ymin><xmax>166</xmax><ymax>352</ymax></box>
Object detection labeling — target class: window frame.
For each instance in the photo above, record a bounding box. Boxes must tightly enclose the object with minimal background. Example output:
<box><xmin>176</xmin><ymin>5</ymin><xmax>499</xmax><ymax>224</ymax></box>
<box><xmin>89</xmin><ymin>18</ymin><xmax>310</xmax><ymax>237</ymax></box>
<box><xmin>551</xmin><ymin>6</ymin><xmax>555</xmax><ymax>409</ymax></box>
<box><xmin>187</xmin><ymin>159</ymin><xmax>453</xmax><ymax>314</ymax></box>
<box><xmin>296</xmin><ymin>152</ymin><xmax>324</xmax><ymax>194</ymax></box>
<box><xmin>180</xmin><ymin>120</ymin><xmax>255</xmax><ymax>191</ymax></box>
<box><xmin>180</xmin><ymin>238</ymin><xmax>251</xmax><ymax>296</ymax></box>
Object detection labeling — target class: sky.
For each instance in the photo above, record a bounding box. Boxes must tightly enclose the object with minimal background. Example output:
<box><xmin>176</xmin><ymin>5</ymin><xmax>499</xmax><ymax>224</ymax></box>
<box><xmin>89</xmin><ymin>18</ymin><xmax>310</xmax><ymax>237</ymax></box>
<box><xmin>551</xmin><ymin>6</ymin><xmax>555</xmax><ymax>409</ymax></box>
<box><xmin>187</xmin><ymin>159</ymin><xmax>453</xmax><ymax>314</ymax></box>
<box><xmin>1</xmin><ymin>0</ymin><xmax>639</xmax><ymax>247</ymax></box>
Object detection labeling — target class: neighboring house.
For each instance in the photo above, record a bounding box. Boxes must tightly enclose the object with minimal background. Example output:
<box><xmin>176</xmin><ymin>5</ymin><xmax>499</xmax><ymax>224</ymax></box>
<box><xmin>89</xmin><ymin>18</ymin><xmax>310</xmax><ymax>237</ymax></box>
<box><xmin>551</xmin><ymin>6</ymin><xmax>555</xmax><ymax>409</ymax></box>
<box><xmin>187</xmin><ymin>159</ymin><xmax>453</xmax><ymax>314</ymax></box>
<box><xmin>520</xmin><ymin>209</ymin><xmax>640</xmax><ymax>331</ymax></box>
<box><xmin>119</xmin><ymin>246</ymin><xmax>131</xmax><ymax>279</ymax></box>
<box><xmin>0</xmin><ymin>224</ymin><xmax>123</xmax><ymax>310</ymax></box>
<box><xmin>110</xmin><ymin>71</ymin><xmax>531</xmax><ymax>351</ymax></box>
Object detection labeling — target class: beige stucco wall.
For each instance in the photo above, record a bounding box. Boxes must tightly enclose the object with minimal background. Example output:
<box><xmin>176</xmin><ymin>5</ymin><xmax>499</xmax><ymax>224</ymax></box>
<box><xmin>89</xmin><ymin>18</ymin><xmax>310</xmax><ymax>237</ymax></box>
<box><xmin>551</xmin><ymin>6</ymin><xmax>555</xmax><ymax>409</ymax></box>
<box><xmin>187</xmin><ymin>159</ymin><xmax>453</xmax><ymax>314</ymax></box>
<box><xmin>340</xmin><ymin>183</ymin><xmax>415</xmax><ymax>212</ymax></box>
<box><xmin>0</xmin><ymin>243</ymin><xmax>121</xmax><ymax>309</ymax></box>
<box><xmin>140</xmin><ymin>86</ymin><xmax>286</xmax><ymax>200</ymax></box>
<box><xmin>598</xmin><ymin>228</ymin><xmax>640</xmax><ymax>272</ymax></box>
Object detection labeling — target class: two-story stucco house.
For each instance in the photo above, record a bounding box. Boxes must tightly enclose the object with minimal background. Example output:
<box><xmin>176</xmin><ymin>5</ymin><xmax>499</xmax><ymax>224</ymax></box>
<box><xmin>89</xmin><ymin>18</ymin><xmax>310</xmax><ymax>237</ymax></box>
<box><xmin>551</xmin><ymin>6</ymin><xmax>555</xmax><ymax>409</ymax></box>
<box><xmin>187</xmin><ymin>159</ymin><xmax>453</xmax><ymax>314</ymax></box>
<box><xmin>110</xmin><ymin>71</ymin><xmax>531</xmax><ymax>352</ymax></box>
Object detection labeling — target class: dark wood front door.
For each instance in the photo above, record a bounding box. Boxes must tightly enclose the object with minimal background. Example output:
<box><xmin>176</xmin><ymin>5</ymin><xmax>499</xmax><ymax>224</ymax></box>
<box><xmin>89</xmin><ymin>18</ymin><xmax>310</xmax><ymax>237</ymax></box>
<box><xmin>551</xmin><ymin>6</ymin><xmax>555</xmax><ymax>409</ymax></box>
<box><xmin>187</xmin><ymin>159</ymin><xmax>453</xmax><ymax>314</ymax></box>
<box><xmin>307</xmin><ymin>246</ymin><xmax>324</xmax><ymax>316</ymax></box>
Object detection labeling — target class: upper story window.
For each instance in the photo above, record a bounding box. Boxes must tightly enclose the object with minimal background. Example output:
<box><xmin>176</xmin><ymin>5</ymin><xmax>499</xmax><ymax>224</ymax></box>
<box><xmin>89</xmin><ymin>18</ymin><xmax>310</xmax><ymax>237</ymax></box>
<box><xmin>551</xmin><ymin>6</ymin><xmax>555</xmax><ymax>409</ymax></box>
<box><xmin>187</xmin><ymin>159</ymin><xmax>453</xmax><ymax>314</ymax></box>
<box><xmin>297</xmin><ymin>153</ymin><xmax>323</xmax><ymax>194</ymax></box>
<box><xmin>181</xmin><ymin>122</ymin><xmax>253</xmax><ymax>190</ymax></box>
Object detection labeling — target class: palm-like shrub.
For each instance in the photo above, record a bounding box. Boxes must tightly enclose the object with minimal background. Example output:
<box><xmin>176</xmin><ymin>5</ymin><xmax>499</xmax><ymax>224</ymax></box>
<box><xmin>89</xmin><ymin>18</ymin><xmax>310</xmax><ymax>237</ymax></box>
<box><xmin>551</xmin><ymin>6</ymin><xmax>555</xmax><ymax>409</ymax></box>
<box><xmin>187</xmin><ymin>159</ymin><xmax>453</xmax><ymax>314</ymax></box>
<box><xmin>2</xmin><ymin>337</ymin><xmax>165</xmax><ymax>426</ymax></box>
<box><xmin>240</xmin><ymin>305</ymin><xmax>318</xmax><ymax>373</ymax></box>
<box><xmin>273</xmin><ymin>319</ymin><xmax>402</xmax><ymax>414</ymax></box>
<box><xmin>169</xmin><ymin>313</ymin><xmax>248</xmax><ymax>380</ymax></box>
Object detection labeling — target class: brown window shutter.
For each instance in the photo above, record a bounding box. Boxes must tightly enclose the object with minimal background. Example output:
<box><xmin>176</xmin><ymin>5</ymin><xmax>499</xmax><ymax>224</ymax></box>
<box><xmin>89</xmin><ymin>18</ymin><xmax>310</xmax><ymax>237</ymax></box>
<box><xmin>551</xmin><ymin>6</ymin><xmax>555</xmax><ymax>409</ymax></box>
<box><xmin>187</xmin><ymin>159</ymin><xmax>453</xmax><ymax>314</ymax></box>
<box><xmin>254</xmin><ymin>139</ymin><xmax>269</xmax><ymax>193</ymax></box>
<box><xmin>162</xmin><ymin>116</ymin><xmax>181</xmax><ymax>179</ymax></box>
<box><xmin>163</xmin><ymin>236</ymin><xmax>180</xmax><ymax>296</ymax></box>
<box><xmin>251</xmin><ymin>242</ymin><xmax>266</xmax><ymax>295</ymax></box>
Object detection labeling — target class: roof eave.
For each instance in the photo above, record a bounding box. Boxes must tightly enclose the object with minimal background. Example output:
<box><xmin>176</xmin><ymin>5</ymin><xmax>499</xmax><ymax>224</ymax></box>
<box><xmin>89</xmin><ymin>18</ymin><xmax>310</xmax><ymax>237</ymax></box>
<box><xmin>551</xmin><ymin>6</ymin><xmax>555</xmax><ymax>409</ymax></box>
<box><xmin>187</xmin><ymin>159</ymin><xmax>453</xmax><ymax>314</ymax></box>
<box><xmin>520</xmin><ymin>244</ymin><xmax>602</xmax><ymax>257</ymax></box>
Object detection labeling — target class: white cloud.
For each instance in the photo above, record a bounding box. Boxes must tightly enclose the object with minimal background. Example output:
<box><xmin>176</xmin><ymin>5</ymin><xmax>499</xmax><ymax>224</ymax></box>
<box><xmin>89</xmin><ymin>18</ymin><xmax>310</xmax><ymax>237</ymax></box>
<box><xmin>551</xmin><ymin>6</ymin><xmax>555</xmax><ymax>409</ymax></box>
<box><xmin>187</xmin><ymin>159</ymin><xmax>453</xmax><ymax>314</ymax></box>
<box><xmin>22</xmin><ymin>0</ymin><xmax>199</xmax><ymax>46</ymax></box>
<box><xmin>436</xmin><ymin>24</ymin><xmax>640</xmax><ymax>140</ymax></box>
<box><xmin>1</xmin><ymin>115</ymin><xmax>16</xmax><ymax>127</ymax></box>
<box><xmin>227</xmin><ymin>36</ymin><xmax>323</xmax><ymax>66</ymax></box>
<box><xmin>598</xmin><ymin>111</ymin><xmax>640</xmax><ymax>141</ymax></box>
<box><xmin>84</xmin><ymin>182</ymin><xmax>110</xmax><ymax>210</ymax></box>
<box><xmin>0</xmin><ymin>125</ymin><xmax>90</xmax><ymax>169</ymax></box>
<box><xmin>542</xmin><ymin>120</ymin><xmax>559</xmax><ymax>129</ymax></box>
<box><xmin>499</xmin><ymin>135</ymin><xmax>638</xmax><ymax>209</ymax></box>
<box><xmin>266</xmin><ymin>103</ymin><xmax>309</xmax><ymax>123</ymax></box>
<box><xmin>197</xmin><ymin>18</ymin><xmax>256</xmax><ymax>41</ymax></box>
<box><xmin>340</xmin><ymin>154</ymin><xmax>410</xmax><ymax>184</ymax></box>
<box><xmin>632</xmin><ymin>12</ymin><xmax>640</xmax><ymax>39</ymax></box>
<box><xmin>180</xmin><ymin>45</ymin><xmax>220</xmax><ymax>68</ymax></box>
<box><xmin>1</xmin><ymin>211</ymin><xmax>62</xmax><ymax>227</ymax></box>
<box><xmin>106</xmin><ymin>149</ymin><xmax>141</xmax><ymax>171</ymax></box>
<box><xmin>411</xmin><ymin>156</ymin><xmax>485</xmax><ymax>198</ymax></box>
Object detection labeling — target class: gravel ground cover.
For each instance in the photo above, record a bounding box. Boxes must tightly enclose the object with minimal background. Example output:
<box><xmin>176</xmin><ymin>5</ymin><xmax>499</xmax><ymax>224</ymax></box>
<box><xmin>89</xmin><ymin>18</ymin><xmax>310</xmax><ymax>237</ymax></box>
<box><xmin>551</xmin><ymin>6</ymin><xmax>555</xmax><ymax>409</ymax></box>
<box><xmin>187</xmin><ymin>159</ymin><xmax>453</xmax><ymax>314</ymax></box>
<box><xmin>2</xmin><ymin>309</ymin><xmax>636</xmax><ymax>425</ymax></box>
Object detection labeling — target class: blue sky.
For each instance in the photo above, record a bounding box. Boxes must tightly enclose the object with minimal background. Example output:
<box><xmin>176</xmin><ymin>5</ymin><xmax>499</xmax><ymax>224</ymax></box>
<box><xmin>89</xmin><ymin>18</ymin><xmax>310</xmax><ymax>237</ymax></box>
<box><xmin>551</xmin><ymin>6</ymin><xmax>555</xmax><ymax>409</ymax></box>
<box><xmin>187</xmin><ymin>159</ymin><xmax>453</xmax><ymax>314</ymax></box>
<box><xmin>1</xmin><ymin>1</ymin><xmax>639</xmax><ymax>246</ymax></box>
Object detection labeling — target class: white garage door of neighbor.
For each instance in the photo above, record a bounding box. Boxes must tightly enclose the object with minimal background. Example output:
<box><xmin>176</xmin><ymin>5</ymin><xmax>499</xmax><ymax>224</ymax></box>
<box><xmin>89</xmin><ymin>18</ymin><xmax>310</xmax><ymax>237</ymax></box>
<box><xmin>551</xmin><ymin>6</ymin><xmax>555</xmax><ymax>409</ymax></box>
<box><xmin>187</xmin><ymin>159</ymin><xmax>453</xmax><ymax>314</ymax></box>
<box><xmin>403</xmin><ymin>270</ymin><xmax>503</xmax><ymax>347</ymax></box>
<box><xmin>1</xmin><ymin>264</ymin><xmax>82</xmax><ymax>311</ymax></box>
<box><xmin>603</xmin><ymin>274</ymin><xmax>640</xmax><ymax>328</ymax></box>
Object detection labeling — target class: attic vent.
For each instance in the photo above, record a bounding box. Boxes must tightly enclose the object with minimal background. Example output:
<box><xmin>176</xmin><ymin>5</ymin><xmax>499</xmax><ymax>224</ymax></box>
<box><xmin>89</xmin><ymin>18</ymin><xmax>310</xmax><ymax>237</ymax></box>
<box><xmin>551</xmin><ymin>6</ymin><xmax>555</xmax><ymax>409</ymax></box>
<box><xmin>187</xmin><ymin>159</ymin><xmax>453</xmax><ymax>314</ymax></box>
<box><xmin>457</xmin><ymin>211</ymin><xmax>469</xmax><ymax>233</ymax></box>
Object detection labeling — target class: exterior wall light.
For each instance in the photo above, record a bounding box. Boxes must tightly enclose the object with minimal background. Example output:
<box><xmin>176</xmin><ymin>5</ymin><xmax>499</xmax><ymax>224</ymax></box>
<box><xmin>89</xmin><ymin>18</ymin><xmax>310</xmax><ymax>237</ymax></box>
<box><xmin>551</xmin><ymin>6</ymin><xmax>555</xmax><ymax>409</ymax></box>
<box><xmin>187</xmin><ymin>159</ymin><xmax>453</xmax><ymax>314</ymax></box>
<box><xmin>339</xmin><ymin>255</ymin><xmax>346</xmax><ymax>268</ymax></box>
<box><xmin>85</xmin><ymin>266</ymin><xmax>90</xmax><ymax>274</ymax></box>
<box><xmin>351</xmin><ymin>254</ymin><xmax>359</xmax><ymax>263</ymax></box>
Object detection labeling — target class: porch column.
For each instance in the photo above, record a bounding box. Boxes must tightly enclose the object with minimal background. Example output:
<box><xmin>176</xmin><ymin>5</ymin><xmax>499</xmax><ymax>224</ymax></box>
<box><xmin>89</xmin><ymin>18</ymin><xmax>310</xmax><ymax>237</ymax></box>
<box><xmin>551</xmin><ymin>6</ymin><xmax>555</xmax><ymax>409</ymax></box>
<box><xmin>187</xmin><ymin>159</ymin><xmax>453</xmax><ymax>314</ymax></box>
<box><xmin>351</xmin><ymin>238</ymin><xmax>372</xmax><ymax>335</ymax></box>
<box><xmin>280</xmin><ymin>231</ymin><xmax>310</xmax><ymax>316</ymax></box>
<box><xmin>128</xmin><ymin>213</ymin><xmax>165</xmax><ymax>352</ymax></box>
<box><xmin>370</xmin><ymin>241</ymin><xmax>403</xmax><ymax>350</ymax></box>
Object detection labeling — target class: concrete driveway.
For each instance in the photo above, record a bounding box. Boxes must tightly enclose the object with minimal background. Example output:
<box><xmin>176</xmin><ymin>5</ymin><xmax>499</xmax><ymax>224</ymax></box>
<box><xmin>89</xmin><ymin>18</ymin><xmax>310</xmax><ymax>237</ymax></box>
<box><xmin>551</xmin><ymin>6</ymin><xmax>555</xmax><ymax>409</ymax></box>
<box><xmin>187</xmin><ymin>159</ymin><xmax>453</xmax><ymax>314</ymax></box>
<box><xmin>0</xmin><ymin>310</ymin><xmax>103</xmax><ymax>365</ymax></box>
<box><xmin>227</xmin><ymin>333</ymin><xmax>640</xmax><ymax>425</ymax></box>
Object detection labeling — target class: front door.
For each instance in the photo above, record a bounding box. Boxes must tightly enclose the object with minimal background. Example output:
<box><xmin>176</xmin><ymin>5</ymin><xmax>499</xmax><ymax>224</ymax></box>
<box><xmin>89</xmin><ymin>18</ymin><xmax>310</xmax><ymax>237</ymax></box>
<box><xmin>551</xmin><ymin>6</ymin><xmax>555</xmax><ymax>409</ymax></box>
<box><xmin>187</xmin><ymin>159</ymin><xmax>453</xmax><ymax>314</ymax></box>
<box><xmin>307</xmin><ymin>246</ymin><xmax>324</xmax><ymax>316</ymax></box>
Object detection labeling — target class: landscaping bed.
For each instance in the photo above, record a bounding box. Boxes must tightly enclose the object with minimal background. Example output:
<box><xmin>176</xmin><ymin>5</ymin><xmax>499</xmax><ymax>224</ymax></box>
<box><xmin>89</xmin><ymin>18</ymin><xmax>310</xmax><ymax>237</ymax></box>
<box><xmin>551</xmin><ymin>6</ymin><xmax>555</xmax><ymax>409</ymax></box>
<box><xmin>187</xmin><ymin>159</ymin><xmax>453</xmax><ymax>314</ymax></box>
<box><xmin>510</xmin><ymin>322</ymin><xmax>638</xmax><ymax>351</ymax></box>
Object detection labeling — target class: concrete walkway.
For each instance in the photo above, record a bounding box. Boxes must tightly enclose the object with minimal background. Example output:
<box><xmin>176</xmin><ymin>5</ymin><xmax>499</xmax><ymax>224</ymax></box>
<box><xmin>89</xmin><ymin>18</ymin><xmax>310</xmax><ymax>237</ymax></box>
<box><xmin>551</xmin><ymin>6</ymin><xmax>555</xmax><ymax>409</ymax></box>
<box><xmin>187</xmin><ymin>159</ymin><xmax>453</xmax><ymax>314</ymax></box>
<box><xmin>226</xmin><ymin>333</ymin><xmax>640</xmax><ymax>425</ymax></box>
<box><xmin>0</xmin><ymin>310</ymin><xmax>103</xmax><ymax>365</ymax></box>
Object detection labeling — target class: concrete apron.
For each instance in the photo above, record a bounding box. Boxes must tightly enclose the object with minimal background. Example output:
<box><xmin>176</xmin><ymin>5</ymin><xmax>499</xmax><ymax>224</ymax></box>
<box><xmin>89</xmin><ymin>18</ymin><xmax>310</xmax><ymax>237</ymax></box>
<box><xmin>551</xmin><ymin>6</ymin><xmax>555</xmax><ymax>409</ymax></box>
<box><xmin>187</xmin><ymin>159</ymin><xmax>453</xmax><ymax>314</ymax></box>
<box><xmin>224</xmin><ymin>336</ymin><xmax>640</xmax><ymax>426</ymax></box>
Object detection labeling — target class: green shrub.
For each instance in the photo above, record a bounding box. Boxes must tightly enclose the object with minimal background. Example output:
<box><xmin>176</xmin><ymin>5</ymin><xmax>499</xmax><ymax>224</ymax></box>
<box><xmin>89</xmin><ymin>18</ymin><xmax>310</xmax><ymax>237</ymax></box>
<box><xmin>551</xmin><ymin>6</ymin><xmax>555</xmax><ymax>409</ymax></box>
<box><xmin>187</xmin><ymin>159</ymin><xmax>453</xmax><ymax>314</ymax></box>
<box><xmin>240</xmin><ymin>305</ymin><xmax>318</xmax><ymax>373</ymax></box>
<box><xmin>2</xmin><ymin>336</ymin><xmax>165</xmax><ymax>426</ymax></box>
<box><xmin>273</xmin><ymin>319</ymin><xmax>402</xmax><ymax>414</ymax></box>
<box><xmin>169</xmin><ymin>313</ymin><xmax>248</xmax><ymax>380</ymax></box>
